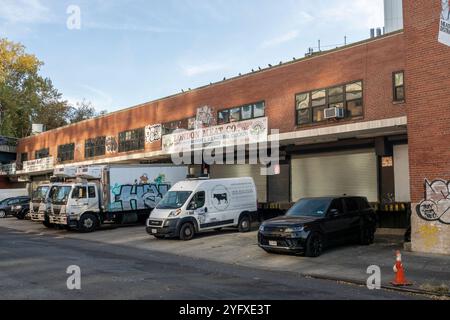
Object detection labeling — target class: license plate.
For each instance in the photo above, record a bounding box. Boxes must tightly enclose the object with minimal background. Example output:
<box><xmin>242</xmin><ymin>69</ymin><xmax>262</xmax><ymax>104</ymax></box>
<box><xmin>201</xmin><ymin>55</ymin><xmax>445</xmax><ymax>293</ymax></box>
<box><xmin>269</xmin><ymin>241</ymin><xmax>278</xmax><ymax>247</ymax></box>
<box><xmin>151</xmin><ymin>229</ymin><xmax>158</xmax><ymax>234</ymax></box>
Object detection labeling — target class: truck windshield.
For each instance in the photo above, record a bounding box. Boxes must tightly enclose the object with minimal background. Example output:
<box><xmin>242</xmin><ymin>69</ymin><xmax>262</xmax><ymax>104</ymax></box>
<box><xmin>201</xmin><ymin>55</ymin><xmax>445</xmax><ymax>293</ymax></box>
<box><xmin>157</xmin><ymin>191</ymin><xmax>192</xmax><ymax>209</ymax></box>
<box><xmin>49</xmin><ymin>186</ymin><xmax>72</xmax><ymax>205</ymax></box>
<box><xmin>286</xmin><ymin>199</ymin><xmax>332</xmax><ymax>218</ymax></box>
<box><xmin>32</xmin><ymin>186</ymin><xmax>49</xmax><ymax>202</ymax></box>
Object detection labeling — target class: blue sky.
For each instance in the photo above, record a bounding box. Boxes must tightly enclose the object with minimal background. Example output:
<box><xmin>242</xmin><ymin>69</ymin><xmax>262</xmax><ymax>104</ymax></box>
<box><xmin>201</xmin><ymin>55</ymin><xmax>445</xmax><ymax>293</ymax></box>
<box><xmin>0</xmin><ymin>0</ymin><xmax>384</xmax><ymax>113</ymax></box>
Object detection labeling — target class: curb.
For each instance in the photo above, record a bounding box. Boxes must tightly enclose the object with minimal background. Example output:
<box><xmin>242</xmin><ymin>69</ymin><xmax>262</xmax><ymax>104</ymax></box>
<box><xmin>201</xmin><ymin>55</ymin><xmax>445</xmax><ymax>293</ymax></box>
<box><xmin>304</xmin><ymin>274</ymin><xmax>450</xmax><ymax>298</ymax></box>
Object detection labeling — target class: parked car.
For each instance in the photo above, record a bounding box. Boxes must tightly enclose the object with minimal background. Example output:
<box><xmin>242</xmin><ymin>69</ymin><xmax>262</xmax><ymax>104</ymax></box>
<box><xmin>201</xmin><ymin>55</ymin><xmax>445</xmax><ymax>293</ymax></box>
<box><xmin>11</xmin><ymin>198</ymin><xmax>31</xmax><ymax>220</ymax></box>
<box><xmin>0</xmin><ymin>196</ymin><xmax>30</xmax><ymax>219</ymax></box>
<box><xmin>147</xmin><ymin>178</ymin><xmax>258</xmax><ymax>240</ymax></box>
<box><xmin>258</xmin><ymin>196</ymin><xmax>377</xmax><ymax>257</ymax></box>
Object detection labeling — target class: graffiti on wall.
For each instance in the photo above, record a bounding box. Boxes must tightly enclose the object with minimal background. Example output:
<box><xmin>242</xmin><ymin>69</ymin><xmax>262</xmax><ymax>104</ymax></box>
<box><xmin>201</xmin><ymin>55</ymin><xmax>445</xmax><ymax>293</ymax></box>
<box><xmin>145</xmin><ymin>124</ymin><xmax>162</xmax><ymax>143</ymax></box>
<box><xmin>196</xmin><ymin>105</ymin><xmax>216</xmax><ymax>129</ymax></box>
<box><xmin>417</xmin><ymin>179</ymin><xmax>450</xmax><ymax>224</ymax></box>
<box><xmin>105</xmin><ymin>136</ymin><xmax>118</xmax><ymax>154</ymax></box>
<box><xmin>109</xmin><ymin>173</ymin><xmax>169</xmax><ymax>211</ymax></box>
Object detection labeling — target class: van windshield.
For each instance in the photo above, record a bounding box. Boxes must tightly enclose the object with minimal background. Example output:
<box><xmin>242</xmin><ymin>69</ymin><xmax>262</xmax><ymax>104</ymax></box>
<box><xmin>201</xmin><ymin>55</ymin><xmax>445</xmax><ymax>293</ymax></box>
<box><xmin>32</xmin><ymin>186</ymin><xmax>49</xmax><ymax>202</ymax></box>
<box><xmin>157</xmin><ymin>191</ymin><xmax>192</xmax><ymax>210</ymax></box>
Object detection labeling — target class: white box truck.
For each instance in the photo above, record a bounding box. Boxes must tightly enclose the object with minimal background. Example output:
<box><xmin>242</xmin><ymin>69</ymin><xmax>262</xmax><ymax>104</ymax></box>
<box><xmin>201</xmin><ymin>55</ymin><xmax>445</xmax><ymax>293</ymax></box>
<box><xmin>48</xmin><ymin>165</ymin><xmax>188</xmax><ymax>232</ymax></box>
<box><xmin>30</xmin><ymin>167</ymin><xmax>78</xmax><ymax>226</ymax></box>
<box><xmin>147</xmin><ymin>177</ymin><xmax>258</xmax><ymax>240</ymax></box>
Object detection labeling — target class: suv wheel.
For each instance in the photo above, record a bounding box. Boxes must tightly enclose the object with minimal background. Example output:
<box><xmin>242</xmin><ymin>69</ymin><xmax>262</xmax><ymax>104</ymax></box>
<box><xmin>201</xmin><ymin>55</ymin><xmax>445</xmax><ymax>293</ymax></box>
<box><xmin>0</xmin><ymin>210</ymin><xmax>6</xmax><ymax>218</ymax></box>
<box><xmin>238</xmin><ymin>214</ymin><xmax>251</xmax><ymax>233</ymax></box>
<box><xmin>305</xmin><ymin>232</ymin><xmax>324</xmax><ymax>257</ymax></box>
<box><xmin>78</xmin><ymin>214</ymin><xmax>98</xmax><ymax>233</ymax></box>
<box><xmin>360</xmin><ymin>226</ymin><xmax>375</xmax><ymax>245</ymax></box>
<box><xmin>179</xmin><ymin>223</ymin><xmax>195</xmax><ymax>241</ymax></box>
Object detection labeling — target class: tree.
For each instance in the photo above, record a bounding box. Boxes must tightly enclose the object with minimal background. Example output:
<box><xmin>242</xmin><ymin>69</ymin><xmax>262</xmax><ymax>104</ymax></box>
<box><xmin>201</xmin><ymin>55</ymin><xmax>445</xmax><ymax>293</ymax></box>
<box><xmin>0</xmin><ymin>38</ymin><xmax>104</xmax><ymax>138</ymax></box>
<box><xmin>68</xmin><ymin>99</ymin><xmax>107</xmax><ymax>124</ymax></box>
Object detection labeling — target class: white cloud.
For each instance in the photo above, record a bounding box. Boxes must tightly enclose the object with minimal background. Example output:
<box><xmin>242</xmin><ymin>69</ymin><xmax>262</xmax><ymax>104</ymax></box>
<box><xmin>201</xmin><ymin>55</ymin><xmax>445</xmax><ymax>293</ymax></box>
<box><xmin>317</xmin><ymin>0</ymin><xmax>384</xmax><ymax>29</ymax></box>
<box><xmin>0</xmin><ymin>0</ymin><xmax>51</xmax><ymax>24</ymax></box>
<box><xmin>181</xmin><ymin>63</ymin><xmax>227</xmax><ymax>77</ymax></box>
<box><xmin>65</xmin><ymin>84</ymin><xmax>114</xmax><ymax>112</ymax></box>
<box><xmin>261</xmin><ymin>30</ymin><xmax>300</xmax><ymax>48</ymax></box>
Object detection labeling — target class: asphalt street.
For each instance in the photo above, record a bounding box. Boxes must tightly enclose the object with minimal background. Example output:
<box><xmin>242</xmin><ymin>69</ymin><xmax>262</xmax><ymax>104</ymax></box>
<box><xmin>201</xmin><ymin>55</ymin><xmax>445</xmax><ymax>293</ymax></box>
<box><xmin>0</xmin><ymin>224</ymin><xmax>423</xmax><ymax>300</ymax></box>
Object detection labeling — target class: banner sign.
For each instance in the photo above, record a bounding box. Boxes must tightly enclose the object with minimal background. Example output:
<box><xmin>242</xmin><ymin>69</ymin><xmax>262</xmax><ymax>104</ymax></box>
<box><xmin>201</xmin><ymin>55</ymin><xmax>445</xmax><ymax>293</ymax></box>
<box><xmin>162</xmin><ymin>117</ymin><xmax>268</xmax><ymax>154</ymax></box>
<box><xmin>439</xmin><ymin>0</ymin><xmax>450</xmax><ymax>46</ymax></box>
<box><xmin>22</xmin><ymin>157</ymin><xmax>54</xmax><ymax>173</ymax></box>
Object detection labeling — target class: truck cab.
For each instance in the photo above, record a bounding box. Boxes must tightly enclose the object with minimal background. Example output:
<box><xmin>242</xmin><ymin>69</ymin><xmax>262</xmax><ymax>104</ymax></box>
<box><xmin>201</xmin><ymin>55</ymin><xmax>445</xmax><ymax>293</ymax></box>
<box><xmin>48</xmin><ymin>182</ymin><xmax>100</xmax><ymax>231</ymax></box>
<box><xmin>30</xmin><ymin>184</ymin><xmax>51</xmax><ymax>223</ymax></box>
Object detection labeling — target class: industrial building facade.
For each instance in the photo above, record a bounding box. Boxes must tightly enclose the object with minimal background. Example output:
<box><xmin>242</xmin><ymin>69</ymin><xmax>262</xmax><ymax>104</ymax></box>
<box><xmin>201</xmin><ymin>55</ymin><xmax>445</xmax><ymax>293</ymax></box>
<box><xmin>1</xmin><ymin>0</ymin><xmax>449</xmax><ymax>255</ymax></box>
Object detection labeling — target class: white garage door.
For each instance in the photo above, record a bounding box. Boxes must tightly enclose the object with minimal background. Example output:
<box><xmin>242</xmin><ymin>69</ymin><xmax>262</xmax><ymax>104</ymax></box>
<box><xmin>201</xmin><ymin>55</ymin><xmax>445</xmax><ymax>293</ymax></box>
<box><xmin>210</xmin><ymin>165</ymin><xmax>267</xmax><ymax>203</ymax></box>
<box><xmin>394</xmin><ymin>144</ymin><xmax>410</xmax><ymax>202</ymax></box>
<box><xmin>291</xmin><ymin>150</ymin><xmax>378</xmax><ymax>202</ymax></box>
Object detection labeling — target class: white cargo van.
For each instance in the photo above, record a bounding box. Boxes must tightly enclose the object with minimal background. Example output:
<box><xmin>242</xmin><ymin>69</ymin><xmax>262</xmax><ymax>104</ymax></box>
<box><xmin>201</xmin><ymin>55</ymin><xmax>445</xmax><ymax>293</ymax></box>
<box><xmin>146</xmin><ymin>178</ymin><xmax>258</xmax><ymax>240</ymax></box>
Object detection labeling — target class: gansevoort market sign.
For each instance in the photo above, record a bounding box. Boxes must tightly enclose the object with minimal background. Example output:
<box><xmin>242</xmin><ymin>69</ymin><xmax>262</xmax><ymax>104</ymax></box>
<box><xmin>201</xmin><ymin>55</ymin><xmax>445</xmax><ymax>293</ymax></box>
<box><xmin>162</xmin><ymin>117</ymin><xmax>268</xmax><ymax>154</ymax></box>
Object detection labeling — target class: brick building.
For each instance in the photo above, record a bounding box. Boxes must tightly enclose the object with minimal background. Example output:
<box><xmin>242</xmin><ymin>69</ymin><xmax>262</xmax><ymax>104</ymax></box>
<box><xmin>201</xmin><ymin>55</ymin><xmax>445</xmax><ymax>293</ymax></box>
<box><xmin>2</xmin><ymin>0</ymin><xmax>449</xmax><ymax>254</ymax></box>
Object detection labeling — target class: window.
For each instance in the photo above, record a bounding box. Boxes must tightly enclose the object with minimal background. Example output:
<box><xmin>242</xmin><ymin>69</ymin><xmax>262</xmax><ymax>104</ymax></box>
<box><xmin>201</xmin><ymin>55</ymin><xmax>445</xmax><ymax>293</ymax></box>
<box><xmin>329</xmin><ymin>198</ymin><xmax>344</xmax><ymax>215</ymax></box>
<box><xmin>72</xmin><ymin>186</ymin><xmax>87</xmax><ymax>199</ymax></box>
<box><xmin>57</xmin><ymin>143</ymin><xmax>75</xmax><ymax>162</ymax></box>
<box><xmin>295</xmin><ymin>81</ymin><xmax>363</xmax><ymax>125</ymax></box>
<box><xmin>344</xmin><ymin>198</ymin><xmax>359</xmax><ymax>212</ymax></box>
<box><xmin>189</xmin><ymin>191</ymin><xmax>205</xmax><ymax>209</ymax></box>
<box><xmin>85</xmin><ymin>137</ymin><xmax>106</xmax><ymax>159</ymax></box>
<box><xmin>35</xmin><ymin>148</ymin><xmax>49</xmax><ymax>159</ymax></box>
<box><xmin>20</xmin><ymin>153</ymin><xmax>28</xmax><ymax>163</ymax></box>
<box><xmin>118</xmin><ymin>128</ymin><xmax>145</xmax><ymax>153</ymax></box>
<box><xmin>393</xmin><ymin>71</ymin><xmax>405</xmax><ymax>102</ymax></box>
<box><xmin>217</xmin><ymin>101</ymin><xmax>265</xmax><ymax>125</ymax></box>
<box><xmin>162</xmin><ymin>117</ymin><xmax>196</xmax><ymax>135</ymax></box>
<box><xmin>88</xmin><ymin>186</ymin><xmax>96</xmax><ymax>198</ymax></box>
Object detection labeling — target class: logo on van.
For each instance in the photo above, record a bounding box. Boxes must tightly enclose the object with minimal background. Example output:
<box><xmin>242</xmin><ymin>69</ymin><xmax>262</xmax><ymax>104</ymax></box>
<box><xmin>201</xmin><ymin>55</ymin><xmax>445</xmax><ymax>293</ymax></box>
<box><xmin>211</xmin><ymin>185</ymin><xmax>230</xmax><ymax>211</ymax></box>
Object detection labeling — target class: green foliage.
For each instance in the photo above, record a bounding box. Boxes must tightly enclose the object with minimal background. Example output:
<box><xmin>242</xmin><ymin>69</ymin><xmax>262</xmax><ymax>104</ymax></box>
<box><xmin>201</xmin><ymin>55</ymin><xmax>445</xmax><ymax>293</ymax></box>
<box><xmin>0</xmin><ymin>38</ymin><xmax>106</xmax><ymax>138</ymax></box>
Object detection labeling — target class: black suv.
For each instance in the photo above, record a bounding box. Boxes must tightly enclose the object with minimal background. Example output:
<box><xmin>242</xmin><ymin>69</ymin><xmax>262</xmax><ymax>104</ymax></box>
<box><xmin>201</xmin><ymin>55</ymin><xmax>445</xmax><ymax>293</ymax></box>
<box><xmin>258</xmin><ymin>196</ymin><xmax>377</xmax><ymax>257</ymax></box>
<box><xmin>0</xmin><ymin>197</ymin><xmax>30</xmax><ymax>219</ymax></box>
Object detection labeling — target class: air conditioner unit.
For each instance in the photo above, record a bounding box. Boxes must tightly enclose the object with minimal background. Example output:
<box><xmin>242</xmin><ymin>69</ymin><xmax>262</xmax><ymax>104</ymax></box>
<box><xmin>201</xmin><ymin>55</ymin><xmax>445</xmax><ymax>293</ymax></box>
<box><xmin>324</xmin><ymin>107</ymin><xmax>345</xmax><ymax>119</ymax></box>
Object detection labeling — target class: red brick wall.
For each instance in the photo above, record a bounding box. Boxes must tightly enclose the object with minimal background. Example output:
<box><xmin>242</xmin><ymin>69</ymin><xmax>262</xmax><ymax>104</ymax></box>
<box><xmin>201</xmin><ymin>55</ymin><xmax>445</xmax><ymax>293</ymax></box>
<box><xmin>403</xmin><ymin>0</ymin><xmax>450</xmax><ymax>202</ymax></box>
<box><xmin>16</xmin><ymin>33</ymin><xmax>407</xmax><ymax>164</ymax></box>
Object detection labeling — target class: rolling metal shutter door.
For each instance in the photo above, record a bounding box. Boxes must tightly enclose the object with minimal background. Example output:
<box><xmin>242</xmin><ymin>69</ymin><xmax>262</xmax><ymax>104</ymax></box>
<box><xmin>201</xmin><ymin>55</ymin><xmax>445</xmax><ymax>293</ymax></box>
<box><xmin>210</xmin><ymin>165</ymin><xmax>267</xmax><ymax>203</ymax></box>
<box><xmin>291</xmin><ymin>150</ymin><xmax>378</xmax><ymax>202</ymax></box>
<box><xmin>393</xmin><ymin>144</ymin><xmax>411</xmax><ymax>202</ymax></box>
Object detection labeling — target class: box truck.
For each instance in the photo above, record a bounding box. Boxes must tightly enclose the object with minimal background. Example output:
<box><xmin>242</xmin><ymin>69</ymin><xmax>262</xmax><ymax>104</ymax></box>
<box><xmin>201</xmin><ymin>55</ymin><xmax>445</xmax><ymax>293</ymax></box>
<box><xmin>30</xmin><ymin>167</ymin><xmax>78</xmax><ymax>227</ymax></box>
<box><xmin>48</xmin><ymin>165</ymin><xmax>188</xmax><ymax>232</ymax></box>
<box><xmin>146</xmin><ymin>177</ymin><xmax>258</xmax><ymax>240</ymax></box>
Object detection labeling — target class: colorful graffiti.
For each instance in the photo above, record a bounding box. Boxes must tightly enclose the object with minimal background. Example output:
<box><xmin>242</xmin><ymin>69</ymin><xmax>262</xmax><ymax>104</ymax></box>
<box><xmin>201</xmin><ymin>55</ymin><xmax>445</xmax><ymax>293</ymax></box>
<box><xmin>145</xmin><ymin>124</ymin><xmax>162</xmax><ymax>143</ymax></box>
<box><xmin>109</xmin><ymin>173</ymin><xmax>169</xmax><ymax>211</ymax></box>
<box><xmin>106</xmin><ymin>136</ymin><xmax>118</xmax><ymax>154</ymax></box>
<box><xmin>417</xmin><ymin>179</ymin><xmax>450</xmax><ymax>225</ymax></box>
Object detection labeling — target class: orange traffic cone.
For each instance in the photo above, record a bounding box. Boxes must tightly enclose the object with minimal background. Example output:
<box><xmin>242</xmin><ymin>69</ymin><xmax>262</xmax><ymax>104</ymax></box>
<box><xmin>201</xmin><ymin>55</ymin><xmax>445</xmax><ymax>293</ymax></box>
<box><xmin>391</xmin><ymin>250</ymin><xmax>412</xmax><ymax>286</ymax></box>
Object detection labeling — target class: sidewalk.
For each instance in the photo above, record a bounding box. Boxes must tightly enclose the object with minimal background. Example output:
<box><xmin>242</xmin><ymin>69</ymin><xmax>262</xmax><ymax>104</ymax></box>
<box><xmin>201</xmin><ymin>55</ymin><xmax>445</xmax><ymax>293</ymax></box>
<box><xmin>293</xmin><ymin>232</ymin><xmax>450</xmax><ymax>297</ymax></box>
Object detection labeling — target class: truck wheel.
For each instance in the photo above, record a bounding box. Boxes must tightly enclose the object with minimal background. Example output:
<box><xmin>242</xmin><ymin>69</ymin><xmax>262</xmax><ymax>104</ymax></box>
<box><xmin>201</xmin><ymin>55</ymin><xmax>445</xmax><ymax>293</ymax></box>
<box><xmin>43</xmin><ymin>220</ymin><xmax>53</xmax><ymax>228</ymax></box>
<box><xmin>238</xmin><ymin>214</ymin><xmax>251</xmax><ymax>233</ymax></box>
<box><xmin>179</xmin><ymin>223</ymin><xmax>195</xmax><ymax>241</ymax></box>
<box><xmin>305</xmin><ymin>232</ymin><xmax>324</xmax><ymax>258</ymax></box>
<box><xmin>78</xmin><ymin>214</ymin><xmax>98</xmax><ymax>233</ymax></box>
